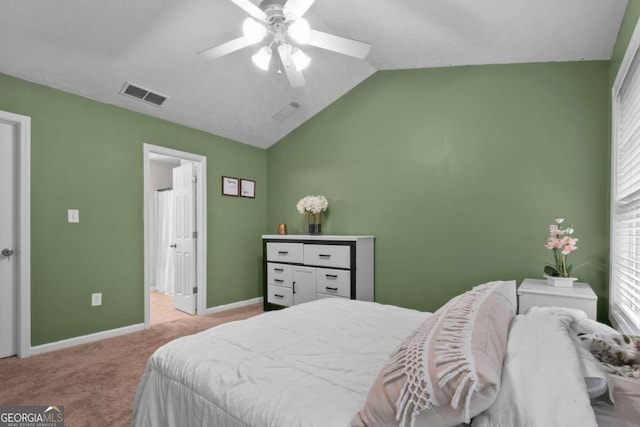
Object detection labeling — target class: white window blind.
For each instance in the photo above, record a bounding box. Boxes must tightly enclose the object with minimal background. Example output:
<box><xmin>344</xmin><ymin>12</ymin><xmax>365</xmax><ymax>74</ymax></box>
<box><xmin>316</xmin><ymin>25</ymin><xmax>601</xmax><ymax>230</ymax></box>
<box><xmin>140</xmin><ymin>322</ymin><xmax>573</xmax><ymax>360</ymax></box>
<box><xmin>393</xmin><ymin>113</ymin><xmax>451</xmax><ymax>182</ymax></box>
<box><xmin>612</xmin><ymin>24</ymin><xmax>640</xmax><ymax>334</ymax></box>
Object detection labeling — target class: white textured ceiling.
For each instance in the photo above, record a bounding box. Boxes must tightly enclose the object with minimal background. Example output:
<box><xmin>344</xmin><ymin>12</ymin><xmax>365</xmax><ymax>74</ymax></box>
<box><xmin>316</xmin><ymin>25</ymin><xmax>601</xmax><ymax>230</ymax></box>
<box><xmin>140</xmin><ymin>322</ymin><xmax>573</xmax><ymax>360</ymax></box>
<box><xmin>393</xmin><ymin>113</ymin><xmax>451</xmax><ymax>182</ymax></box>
<box><xmin>0</xmin><ymin>0</ymin><xmax>628</xmax><ymax>149</ymax></box>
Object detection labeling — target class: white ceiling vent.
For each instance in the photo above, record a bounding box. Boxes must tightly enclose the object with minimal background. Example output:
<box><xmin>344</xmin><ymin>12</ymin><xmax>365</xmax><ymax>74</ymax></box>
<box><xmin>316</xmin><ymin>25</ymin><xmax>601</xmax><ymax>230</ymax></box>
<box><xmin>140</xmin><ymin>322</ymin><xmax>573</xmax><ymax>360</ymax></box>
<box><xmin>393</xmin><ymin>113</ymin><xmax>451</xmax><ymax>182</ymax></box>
<box><xmin>120</xmin><ymin>82</ymin><xmax>168</xmax><ymax>107</ymax></box>
<box><xmin>272</xmin><ymin>102</ymin><xmax>301</xmax><ymax>121</ymax></box>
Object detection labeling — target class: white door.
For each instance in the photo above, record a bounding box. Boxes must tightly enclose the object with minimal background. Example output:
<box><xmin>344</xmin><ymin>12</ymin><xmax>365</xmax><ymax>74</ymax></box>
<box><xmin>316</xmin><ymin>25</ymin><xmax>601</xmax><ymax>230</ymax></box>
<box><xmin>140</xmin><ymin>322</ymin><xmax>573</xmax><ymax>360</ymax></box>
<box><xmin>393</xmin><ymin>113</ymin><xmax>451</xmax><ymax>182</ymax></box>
<box><xmin>0</xmin><ymin>121</ymin><xmax>17</xmax><ymax>358</ymax></box>
<box><xmin>293</xmin><ymin>267</ymin><xmax>316</xmax><ymax>305</ymax></box>
<box><xmin>172</xmin><ymin>163</ymin><xmax>197</xmax><ymax>314</ymax></box>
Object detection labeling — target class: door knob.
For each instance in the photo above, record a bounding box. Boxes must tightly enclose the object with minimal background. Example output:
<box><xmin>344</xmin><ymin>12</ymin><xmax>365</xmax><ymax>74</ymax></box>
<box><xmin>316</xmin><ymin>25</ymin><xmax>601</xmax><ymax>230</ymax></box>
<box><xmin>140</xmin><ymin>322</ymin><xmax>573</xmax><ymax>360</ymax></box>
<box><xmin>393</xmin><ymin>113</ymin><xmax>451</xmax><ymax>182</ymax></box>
<box><xmin>2</xmin><ymin>248</ymin><xmax>14</xmax><ymax>257</ymax></box>
<box><xmin>169</xmin><ymin>243</ymin><xmax>177</xmax><ymax>248</ymax></box>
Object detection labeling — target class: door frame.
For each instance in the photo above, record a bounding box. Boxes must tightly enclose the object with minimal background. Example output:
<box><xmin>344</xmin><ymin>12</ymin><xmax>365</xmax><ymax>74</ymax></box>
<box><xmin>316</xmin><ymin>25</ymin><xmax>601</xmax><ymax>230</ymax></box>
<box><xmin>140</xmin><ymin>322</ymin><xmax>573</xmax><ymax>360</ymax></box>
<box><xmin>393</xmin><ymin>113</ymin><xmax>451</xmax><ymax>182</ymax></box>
<box><xmin>143</xmin><ymin>143</ymin><xmax>207</xmax><ymax>328</ymax></box>
<box><xmin>0</xmin><ymin>110</ymin><xmax>31</xmax><ymax>358</ymax></box>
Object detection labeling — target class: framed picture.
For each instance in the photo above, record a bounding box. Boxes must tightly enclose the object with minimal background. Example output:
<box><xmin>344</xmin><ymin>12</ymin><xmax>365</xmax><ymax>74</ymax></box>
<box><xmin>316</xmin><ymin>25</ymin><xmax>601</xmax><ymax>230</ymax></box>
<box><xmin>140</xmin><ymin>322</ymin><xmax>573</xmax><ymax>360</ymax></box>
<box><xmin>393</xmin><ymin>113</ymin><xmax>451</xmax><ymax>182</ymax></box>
<box><xmin>240</xmin><ymin>179</ymin><xmax>256</xmax><ymax>198</ymax></box>
<box><xmin>222</xmin><ymin>176</ymin><xmax>239</xmax><ymax>196</ymax></box>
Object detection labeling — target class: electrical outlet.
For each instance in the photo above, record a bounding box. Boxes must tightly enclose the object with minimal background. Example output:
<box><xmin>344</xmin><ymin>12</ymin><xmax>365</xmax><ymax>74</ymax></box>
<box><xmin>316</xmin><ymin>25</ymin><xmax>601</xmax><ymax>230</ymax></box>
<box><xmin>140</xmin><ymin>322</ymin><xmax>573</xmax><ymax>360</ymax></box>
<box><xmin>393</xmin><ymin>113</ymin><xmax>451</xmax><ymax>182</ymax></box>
<box><xmin>91</xmin><ymin>293</ymin><xmax>102</xmax><ymax>306</ymax></box>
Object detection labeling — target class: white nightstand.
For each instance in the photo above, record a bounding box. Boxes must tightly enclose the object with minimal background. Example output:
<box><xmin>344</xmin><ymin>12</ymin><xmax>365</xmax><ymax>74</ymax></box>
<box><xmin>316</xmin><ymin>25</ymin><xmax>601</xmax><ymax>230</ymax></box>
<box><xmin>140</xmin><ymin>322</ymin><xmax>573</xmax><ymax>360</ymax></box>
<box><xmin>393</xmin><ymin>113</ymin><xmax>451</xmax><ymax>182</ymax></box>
<box><xmin>517</xmin><ymin>278</ymin><xmax>597</xmax><ymax>320</ymax></box>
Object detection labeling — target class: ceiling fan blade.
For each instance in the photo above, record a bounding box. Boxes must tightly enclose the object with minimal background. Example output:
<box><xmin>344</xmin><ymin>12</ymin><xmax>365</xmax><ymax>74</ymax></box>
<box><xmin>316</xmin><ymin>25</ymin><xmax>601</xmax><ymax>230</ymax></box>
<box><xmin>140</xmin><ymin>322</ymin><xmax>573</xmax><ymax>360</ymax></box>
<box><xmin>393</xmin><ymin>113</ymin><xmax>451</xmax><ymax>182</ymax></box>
<box><xmin>277</xmin><ymin>45</ymin><xmax>305</xmax><ymax>87</ymax></box>
<box><xmin>307</xmin><ymin>30</ymin><xmax>371</xmax><ymax>59</ymax></box>
<box><xmin>230</xmin><ymin>0</ymin><xmax>266</xmax><ymax>21</ymax></box>
<box><xmin>198</xmin><ymin>36</ymin><xmax>252</xmax><ymax>60</ymax></box>
<box><xmin>282</xmin><ymin>0</ymin><xmax>316</xmax><ymax>20</ymax></box>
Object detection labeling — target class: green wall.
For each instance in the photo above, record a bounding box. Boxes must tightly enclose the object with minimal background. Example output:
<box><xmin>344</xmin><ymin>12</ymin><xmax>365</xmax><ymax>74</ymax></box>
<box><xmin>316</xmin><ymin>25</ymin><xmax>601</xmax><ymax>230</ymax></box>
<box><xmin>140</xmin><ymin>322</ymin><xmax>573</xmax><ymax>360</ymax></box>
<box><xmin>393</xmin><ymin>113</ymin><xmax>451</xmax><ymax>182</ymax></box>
<box><xmin>0</xmin><ymin>73</ymin><xmax>267</xmax><ymax>346</ymax></box>
<box><xmin>267</xmin><ymin>62</ymin><xmax>610</xmax><ymax>319</ymax></box>
<box><xmin>610</xmin><ymin>0</ymin><xmax>640</xmax><ymax>86</ymax></box>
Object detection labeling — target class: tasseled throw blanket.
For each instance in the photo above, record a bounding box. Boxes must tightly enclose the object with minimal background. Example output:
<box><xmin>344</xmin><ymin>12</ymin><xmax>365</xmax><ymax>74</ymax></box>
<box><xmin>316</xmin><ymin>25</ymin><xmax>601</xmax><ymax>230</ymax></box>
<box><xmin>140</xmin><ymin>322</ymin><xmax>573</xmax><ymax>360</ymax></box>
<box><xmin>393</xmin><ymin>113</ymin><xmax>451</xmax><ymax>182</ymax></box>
<box><xmin>384</xmin><ymin>283</ymin><xmax>499</xmax><ymax>427</ymax></box>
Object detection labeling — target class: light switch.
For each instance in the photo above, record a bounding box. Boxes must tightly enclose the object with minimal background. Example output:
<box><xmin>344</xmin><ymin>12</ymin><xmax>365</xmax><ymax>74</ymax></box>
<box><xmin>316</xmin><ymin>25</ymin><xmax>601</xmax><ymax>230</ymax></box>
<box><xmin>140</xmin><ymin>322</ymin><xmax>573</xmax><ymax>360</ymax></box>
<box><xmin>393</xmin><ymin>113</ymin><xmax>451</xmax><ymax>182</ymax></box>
<box><xmin>68</xmin><ymin>209</ymin><xmax>79</xmax><ymax>223</ymax></box>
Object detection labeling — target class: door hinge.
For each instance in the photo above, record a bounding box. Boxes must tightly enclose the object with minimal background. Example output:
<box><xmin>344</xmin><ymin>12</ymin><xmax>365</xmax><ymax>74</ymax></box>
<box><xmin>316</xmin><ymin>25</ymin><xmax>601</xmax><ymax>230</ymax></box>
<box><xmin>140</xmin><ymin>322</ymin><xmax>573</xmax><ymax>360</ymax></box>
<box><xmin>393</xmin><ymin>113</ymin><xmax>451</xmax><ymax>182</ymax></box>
<box><xmin>193</xmin><ymin>231</ymin><xmax>197</xmax><ymax>238</ymax></box>
<box><xmin>192</xmin><ymin>175</ymin><xmax>197</xmax><ymax>183</ymax></box>
<box><xmin>193</xmin><ymin>286</ymin><xmax>198</xmax><ymax>294</ymax></box>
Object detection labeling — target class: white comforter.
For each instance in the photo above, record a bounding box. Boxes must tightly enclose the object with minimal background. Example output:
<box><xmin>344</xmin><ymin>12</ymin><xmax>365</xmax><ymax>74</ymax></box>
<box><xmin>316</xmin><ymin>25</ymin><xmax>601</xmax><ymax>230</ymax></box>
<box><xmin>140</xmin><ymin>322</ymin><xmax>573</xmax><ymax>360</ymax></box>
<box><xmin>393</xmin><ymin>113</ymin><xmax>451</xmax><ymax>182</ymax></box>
<box><xmin>473</xmin><ymin>307</ymin><xmax>602</xmax><ymax>427</ymax></box>
<box><xmin>132</xmin><ymin>298</ymin><xmax>429</xmax><ymax>427</ymax></box>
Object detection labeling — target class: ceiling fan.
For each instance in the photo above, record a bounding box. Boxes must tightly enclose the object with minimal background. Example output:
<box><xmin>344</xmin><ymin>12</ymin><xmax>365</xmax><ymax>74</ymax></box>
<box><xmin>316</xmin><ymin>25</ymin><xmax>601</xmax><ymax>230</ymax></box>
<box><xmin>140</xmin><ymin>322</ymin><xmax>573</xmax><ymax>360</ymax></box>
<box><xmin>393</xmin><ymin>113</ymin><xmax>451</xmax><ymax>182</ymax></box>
<box><xmin>198</xmin><ymin>0</ymin><xmax>372</xmax><ymax>87</ymax></box>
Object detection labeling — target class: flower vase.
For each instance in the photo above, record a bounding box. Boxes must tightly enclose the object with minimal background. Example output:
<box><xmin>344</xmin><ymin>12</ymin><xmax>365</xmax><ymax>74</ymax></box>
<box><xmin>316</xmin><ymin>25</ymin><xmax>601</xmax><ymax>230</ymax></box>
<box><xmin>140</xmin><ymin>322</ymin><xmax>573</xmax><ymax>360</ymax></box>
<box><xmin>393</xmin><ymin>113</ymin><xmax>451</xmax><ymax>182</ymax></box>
<box><xmin>543</xmin><ymin>275</ymin><xmax>578</xmax><ymax>288</ymax></box>
<box><xmin>307</xmin><ymin>212</ymin><xmax>322</xmax><ymax>235</ymax></box>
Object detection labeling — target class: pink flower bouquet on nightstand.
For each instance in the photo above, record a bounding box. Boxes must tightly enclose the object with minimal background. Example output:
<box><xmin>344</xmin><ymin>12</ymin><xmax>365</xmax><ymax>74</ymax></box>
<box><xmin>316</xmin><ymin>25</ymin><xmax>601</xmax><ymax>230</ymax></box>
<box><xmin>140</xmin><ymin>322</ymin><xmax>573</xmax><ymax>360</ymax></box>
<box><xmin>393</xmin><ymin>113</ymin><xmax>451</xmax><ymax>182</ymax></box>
<box><xmin>543</xmin><ymin>217</ymin><xmax>579</xmax><ymax>287</ymax></box>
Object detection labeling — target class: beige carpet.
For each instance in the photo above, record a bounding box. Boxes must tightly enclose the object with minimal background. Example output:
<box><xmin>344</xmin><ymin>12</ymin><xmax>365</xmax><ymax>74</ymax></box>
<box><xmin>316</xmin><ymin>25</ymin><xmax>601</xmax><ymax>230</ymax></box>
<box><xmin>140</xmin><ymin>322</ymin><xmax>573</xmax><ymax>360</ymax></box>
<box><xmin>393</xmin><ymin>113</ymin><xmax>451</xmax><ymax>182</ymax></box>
<box><xmin>150</xmin><ymin>290</ymin><xmax>192</xmax><ymax>325</ymax></box>
<box><xmin>0</xmin><ymin>303</ymin><xmax>263</xmax><ymax>427</ymax></box>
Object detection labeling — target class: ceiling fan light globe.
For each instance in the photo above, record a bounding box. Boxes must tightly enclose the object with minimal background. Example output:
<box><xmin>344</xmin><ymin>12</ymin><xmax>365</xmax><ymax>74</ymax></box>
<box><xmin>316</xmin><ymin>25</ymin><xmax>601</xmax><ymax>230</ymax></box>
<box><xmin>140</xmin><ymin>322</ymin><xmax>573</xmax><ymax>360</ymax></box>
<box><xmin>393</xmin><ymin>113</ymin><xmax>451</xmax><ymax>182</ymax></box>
<box><xmin>291</xmin><ymin>48</ymin><xmax>311</xmax><ymax>71</ymax></box>
<box><xmin>252</xmin><ymin>46</ymin><xmax>272</xmax><ymax>71</ymax></box>
<box><xmin>288</xmin><ymin>18</ymin><xmax>311</xmax><ymax>44</ymax></box>
<box><xmin>243</xmin><ymin>18</ymin><xmax>267</xmax><ymax>44</ymax></box>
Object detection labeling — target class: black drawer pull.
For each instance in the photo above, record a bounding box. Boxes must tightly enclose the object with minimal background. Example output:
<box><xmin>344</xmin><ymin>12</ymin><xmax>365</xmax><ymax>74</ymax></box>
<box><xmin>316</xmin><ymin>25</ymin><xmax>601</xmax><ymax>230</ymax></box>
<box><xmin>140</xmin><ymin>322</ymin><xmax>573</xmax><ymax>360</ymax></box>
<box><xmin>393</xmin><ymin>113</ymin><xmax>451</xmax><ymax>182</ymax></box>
<box><xmin>278</xmin><ymin>251</ymin><xmax>289</xmax><ymax>255</ymax></box>
<box><xmin>325</xmin><ymin>274</ymin><xmax>338</xmax><ymax>279</ymax></box>
<box><xmin>326</xmin><ymin>286</ymin><xmax>338</xmax><ymax>291</ymax></box>
<box><xmin>274</xmin><ymin>279</ymin><xmax>284</xmax><ymax>283</ymax></box>
<box><xmin>318</xmin><ymin>254</ymin><xmax>331</xmax><ymax>258</ymax></box>
<box><xmin>274</xmin><ymin>268</ymin><xmax>284</xmax><ymax>272</ymax></box>
<box><xmin>274</xmin><ymin>294</ymin><xmax>284</xmax><ymax>298</ymax></box>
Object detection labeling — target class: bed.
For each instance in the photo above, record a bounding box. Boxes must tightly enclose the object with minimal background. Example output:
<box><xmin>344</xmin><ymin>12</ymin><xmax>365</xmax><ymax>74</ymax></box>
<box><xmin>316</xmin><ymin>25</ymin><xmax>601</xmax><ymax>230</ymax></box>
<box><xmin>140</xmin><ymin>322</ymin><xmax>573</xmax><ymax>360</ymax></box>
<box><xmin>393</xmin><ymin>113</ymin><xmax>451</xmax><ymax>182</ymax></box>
<box><xmin>132</xmin><ymin>281</ymin><xmax>640</xmax><ymax>427</ymax></box>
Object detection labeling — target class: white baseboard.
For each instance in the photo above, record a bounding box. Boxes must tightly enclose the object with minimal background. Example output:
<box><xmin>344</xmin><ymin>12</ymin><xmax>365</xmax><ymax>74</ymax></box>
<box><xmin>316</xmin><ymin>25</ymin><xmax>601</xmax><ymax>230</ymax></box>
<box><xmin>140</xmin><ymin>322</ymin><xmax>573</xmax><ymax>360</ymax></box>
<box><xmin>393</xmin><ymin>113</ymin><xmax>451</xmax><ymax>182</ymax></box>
<box><xmin>27</xmin><ymin>298</ymin><xmax>262</xmax><ymax>356</ymax></box>
<box><xmin>204</xmin><ymin>297</ymin><xmax>262</xmax><ymax>315</ymax></box>
<box><xmin>30</xmin><ymin>323</ymin><xmax>145</xmax><ymax>356</ymax></box>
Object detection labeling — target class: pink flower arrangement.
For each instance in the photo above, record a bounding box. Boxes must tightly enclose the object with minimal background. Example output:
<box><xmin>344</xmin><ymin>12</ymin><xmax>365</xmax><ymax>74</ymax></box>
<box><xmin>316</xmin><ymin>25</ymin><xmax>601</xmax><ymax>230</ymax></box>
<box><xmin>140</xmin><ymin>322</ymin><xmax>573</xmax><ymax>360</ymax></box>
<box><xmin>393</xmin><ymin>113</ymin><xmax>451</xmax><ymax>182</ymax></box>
<box><xmin>544</xmin><ymin>217</ymin><xmax>578</xmax><ymax>277</ymax></box>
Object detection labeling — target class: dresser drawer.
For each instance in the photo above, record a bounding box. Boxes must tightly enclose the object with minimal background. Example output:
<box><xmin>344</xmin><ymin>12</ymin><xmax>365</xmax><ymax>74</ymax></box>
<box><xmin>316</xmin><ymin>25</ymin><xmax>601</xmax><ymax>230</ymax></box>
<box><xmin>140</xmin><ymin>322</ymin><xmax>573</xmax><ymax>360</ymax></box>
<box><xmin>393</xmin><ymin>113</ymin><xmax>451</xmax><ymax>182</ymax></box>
<box><xmin>304</xmin><ymin>244</ymin><xmax>350</xmax><ymax>268</ymax></box>
<box><xmin>316</xmin><ymin>268</ymin><xmax>350</xmax><ymax>285</ymax></box>
<box><xmin>266</xmin><ymin>243</ymin><xmax>303</xmax><ymax>263</ymax></box>
<box><xmin>316</xmin><ymin>268</ymin><xmax>351</xmax><ymax>298</ymax></box>
<box><xmin>316</xmin><ymin>293</ymin><xmax>348</xmax><ymax>300</ymax></box>
<box><xmin>267</xmin><ymin>263</ymin><xmax>294</xmax><ymax>288</ymax></box>
<box><xmin>267</xmin><ymin>285</ymin><xmax>293</xmax><ymax>306</ymax></box>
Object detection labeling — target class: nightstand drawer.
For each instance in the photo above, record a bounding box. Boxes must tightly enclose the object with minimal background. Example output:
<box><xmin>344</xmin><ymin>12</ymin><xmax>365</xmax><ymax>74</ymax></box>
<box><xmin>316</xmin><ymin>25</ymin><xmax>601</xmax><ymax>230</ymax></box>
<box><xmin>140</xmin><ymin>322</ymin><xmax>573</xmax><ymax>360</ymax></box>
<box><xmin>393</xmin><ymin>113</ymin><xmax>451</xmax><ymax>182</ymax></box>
<box><xmin>267</xmin><ymin>285</ymin><xmax>293</xmax><ymax>306</ymax></box>
<box><xmin>303</xmin><ymin>244</ymin><xmax>350</xmax><ymax>268</ymax></box>
<box><xmin>267</xmin><ymin>263</ymin><xmax>293</xmax><ymax>288</ymax></box>
<box><xmin>518</xmin><ymin>278</ymin><xmax>597</xmax><ymax>320</ymax></box>
<box><xmin>266</xmin><ymin>243</ymin><xmax>303</xmax><ymax>263</ymax></box>
<box><xmin>518</xmin><ymin>293</ymin><xmax>597</xmax><ymax>320</ymax></box>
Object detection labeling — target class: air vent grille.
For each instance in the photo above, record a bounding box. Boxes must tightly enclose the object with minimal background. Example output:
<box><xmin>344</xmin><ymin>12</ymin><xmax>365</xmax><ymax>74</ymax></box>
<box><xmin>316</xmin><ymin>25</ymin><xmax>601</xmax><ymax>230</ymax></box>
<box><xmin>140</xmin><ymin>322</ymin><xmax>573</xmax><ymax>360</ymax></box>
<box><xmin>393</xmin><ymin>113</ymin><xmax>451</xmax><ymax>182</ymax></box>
<box><xmin>273</xmin><ymin>102</ymin><xmax>301</xmax><ymax>121</ymax></box>
<box><xmin>143</xmin><ymin>92</ymin><xmax>167</xmax><ymax>106</ymax></box>
<box><xmin>120</xmin><ymin>82</ymin><xmax>168</xmax><ymax>107</ymax></box>
<box><xmin>124</xmin><ymin>84</ymin><xmax>147</xmax><ymax>99</ymax></box>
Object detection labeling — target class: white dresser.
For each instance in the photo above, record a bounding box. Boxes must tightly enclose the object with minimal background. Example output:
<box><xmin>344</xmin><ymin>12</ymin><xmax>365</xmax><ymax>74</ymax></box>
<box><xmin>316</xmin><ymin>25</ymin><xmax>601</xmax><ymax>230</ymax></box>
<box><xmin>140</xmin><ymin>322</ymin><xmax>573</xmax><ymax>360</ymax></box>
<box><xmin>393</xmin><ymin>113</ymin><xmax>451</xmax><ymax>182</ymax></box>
<box><xmin>517</xmin><ymin>278</ymin><xmax>598</xmax><ymax>320</ymax></box>
<box><xmin>262</xmin><ymin>235</ymin><xmax>374</xmax><ymax>310</ymax></box>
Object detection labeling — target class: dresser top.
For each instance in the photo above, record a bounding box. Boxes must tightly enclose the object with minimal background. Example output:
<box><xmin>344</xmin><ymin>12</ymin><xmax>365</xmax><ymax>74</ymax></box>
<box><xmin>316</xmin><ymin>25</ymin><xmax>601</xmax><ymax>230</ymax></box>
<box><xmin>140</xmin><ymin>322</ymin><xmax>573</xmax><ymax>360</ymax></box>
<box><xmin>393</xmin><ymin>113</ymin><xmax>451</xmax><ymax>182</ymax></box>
<box><xmin>518</xmin><ymin>278</ymin><xmax>597</xmax><ymax>300</ymax></box>
<box><xmin>262</xmin><ymin>235</ymin><xmax>374</xmax><ymax>241</ymax></box>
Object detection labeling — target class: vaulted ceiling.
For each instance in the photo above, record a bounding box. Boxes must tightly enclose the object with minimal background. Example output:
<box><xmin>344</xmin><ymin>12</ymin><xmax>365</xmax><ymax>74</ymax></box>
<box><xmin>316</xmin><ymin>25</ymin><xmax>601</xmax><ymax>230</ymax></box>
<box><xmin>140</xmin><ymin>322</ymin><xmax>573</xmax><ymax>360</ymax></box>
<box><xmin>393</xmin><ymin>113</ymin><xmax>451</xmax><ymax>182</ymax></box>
<box><xmin>0</xmin><ymin>0</ymin><xmax>628</xmax><ymax>148</ymax></box>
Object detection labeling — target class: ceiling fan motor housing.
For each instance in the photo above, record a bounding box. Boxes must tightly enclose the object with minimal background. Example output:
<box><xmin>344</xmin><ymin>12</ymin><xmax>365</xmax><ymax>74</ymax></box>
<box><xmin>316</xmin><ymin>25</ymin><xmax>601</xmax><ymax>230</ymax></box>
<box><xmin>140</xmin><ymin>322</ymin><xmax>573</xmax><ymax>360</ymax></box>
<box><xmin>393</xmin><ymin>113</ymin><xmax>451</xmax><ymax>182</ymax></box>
<box><xmin>260</xmin><ymin>0</ymin><xmax>287</xmax><ymax>23</ymax></box>
<box><xmin>259</xmin><ymin>0</ymin><xmax>287</xmax><ymax>12</ymax></box>
<box><xmin>259</xmin><ymin>0</ymin><xmax>292</xmax><ymax>44</ymax></box>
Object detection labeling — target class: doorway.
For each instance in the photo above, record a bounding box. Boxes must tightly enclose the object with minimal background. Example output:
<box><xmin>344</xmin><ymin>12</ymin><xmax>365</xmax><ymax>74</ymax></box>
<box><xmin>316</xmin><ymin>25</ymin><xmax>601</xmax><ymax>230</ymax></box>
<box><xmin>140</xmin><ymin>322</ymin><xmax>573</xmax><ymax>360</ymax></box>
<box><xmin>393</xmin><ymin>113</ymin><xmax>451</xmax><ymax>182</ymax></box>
<box><xmin>0</xmin><ymin>110</ymin><xmax>30</xmax><ymax>358</ymax></box>
<box><xmin>143</xmin><ymin>144</ymin><xmax>207</xmax><ymax>329</ymax></box>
